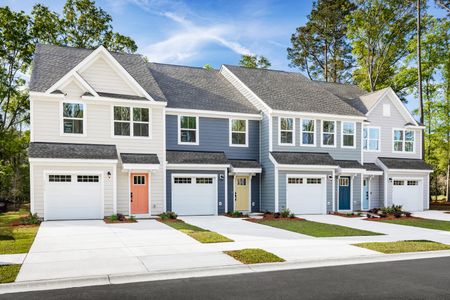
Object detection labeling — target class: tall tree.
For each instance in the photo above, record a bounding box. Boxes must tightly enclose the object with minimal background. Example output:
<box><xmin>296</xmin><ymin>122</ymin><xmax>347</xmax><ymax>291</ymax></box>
<box><xmin>287</xmin><ymin>0</ymin><xmax>355</xmax><ymax>83</ymax></box>
<box><xmin>347</xmin><ymin>0</ymin><xmax>416</xmax><ymax>93</ymax></box>
<box><xmin>239</xmin><ymin>54</ymin><xmax>271</xmax><ymax>69</ymax></box>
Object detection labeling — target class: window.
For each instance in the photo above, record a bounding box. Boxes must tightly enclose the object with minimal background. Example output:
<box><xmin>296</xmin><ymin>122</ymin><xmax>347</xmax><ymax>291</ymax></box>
<box><xmin>339</xmin><ymin>178</ymin><xmax>349</xmax><ymax>186</ymax></box>
<box><xmin>279</xmin><ymin>117</ymin><xmax>294</xmax><ymax>145</ymax></box>
<box><xmin>393</xmin><ymin>180</ymin><xmax>404</xmax><ymax>186</ymax></box>
<box><xmin>322</xmin><ymin>120</ymin><xmax>335</xmax><ymax>147</ymax></box>
<box><xmin>114</xmin><ymin>106</ymin><xmax>150</xmax><ymax>137</ymax></box>
<box><xmin>363</xmin><ymin>127</ymin><xmax>380</xmax><ymax>151</ymax></box>
<box><xmin>230</xmin><ymin>119</ymin><xmax>247</xmax><ymax>146</ymax></box>
<box><xmin>133</xmin><ymin>175</ymin><xmax>145</xmax><ymax>185</ymax></box>
<box><xmin>237</xmin><ymin>178</ymin><xmax>247</xmax><ymax>185</ymax></box>
<box><xmin>307</xmin><ymin>178</ymin><xmax>322</xmax><ymax>184</ymax></box>
<box><xmin>77</xmin><ymin>175</ymin><xmax>99</xmax><ymax>182</ymax></box>
<box><xmin>407</xmin><ymin>180</ymin><xmax>418</xmax><ymax>186</ymax></box>
<box><xmin>301</xmin><ymin>119</ymin><xmax>315</xmax><ymax>146</ymax></box>
<box><xmin>196</xmin><ymin>178</ymin><xmax>213</xmax><ymax>184</ymax></box>
<box><xmin>62</xmin><ymin>103</ymin><xmax>84</xmax><ymax>134</ymax></box>
<box><xmin>393</xmin><ymin>129</ymin><xmax>415</xmax><ymax>152</ymax></box>
<box><xmin>49</xmin><ymin>175</ymin><xmax>71</xmax><ymax>182</ymax></box>
<box><xmin>342</xmin><ymin>122</ymin><xmax>355</xmax><ymax>148</ymax></box>
<box><xmin>179</xmin><ymin>116</ymin><xmax>198</xmax><ymax>144</ymax></box>
<box><xmin>174</xmin><ymin>177</ymin><xmax>192</xmax><ymax>184</ymax></box>
<box><xmin>288</xmin><ymin>178</ymin><xmax>303</xmax><ymax>184</ymax></box>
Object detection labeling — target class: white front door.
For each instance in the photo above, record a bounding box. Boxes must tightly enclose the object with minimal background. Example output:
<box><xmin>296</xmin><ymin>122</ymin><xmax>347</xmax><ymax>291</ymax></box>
<box><xmin>172</xmin><ymin>175</ymin><xmax>217</xmax><ymax>215</ymax></box>
<box><xmin>45</xmin><ymin>174</ymin><xmax>103</xmax><ymax>220</ymax></box>
<box><xmin>392</xmin><ymin>179</ymin><xmax>422</xmax><ymax>212</ymax></box>
<box><xmin>286</xmin><ymin>176</ymin><xmax>326</xmax><ymax>214</ymax></box>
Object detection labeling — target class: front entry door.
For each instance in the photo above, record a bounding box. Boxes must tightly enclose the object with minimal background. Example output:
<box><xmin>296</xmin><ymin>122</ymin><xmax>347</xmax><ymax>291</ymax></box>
<box><xmin>131</xmin><ymin>173</ymin><xmax>149</xmax><ymax>214</ymax></box>
<box><xmin>338</xmin><ymin>176</ymin><xmax>351</xmax><ymax>210</ymax></box>
<box><xmin>235</xmin><ymin>176</ymin><xmax>250</xmax><ymax>211</ymax></box>
<box><xmin>362</xmin><ymin>179</ymin><xmax>369</xmax><ymax>210</ymax></box>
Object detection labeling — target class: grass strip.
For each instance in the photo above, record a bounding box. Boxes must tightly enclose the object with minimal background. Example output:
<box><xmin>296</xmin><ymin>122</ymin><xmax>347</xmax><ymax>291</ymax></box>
<box><xmin>0</xmin><ymin>265</ymin><xmax>21</xmax><ymax>283</ymax></box>
<box><xmin>353</xmin><ymin>240</ymin><xmax>450</xmax><ymax>254</ymax></box>
<box><xmin>0</xmin><ymin>210</ymin><xmax>40</xmax><ymax>255</ymax></box>
<box><xmin>161</xmin><ymin>220</ymin><xmax>233</xmax><ymax>243</ymax></box>
<box><xmin>225</xmin><ymin>248</ymin><xmax>285</xmax><ymax>264</ymax></box>
<box><xmin>379</xmin><ymin>218</ymin><xmax>450</xmax><ymax>232</ymax></box>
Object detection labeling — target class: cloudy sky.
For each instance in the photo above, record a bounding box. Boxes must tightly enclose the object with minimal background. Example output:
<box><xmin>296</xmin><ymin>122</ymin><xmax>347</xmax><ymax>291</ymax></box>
<box><xmin>2</xmin><ymin>0</ymin><xmax>448</xmax><ymax>113</ymax></box>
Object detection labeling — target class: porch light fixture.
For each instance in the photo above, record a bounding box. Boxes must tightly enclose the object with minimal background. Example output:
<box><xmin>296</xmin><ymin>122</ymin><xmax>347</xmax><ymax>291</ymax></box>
<box><xmin>389</xmin><ymin>178</ymin><xmax>392</xmax><ymax>182</ymax></box>
<box><xmin>107</xmin><ymin>171</ymin><xmax>111</xmax><ymax>179</ymax></box>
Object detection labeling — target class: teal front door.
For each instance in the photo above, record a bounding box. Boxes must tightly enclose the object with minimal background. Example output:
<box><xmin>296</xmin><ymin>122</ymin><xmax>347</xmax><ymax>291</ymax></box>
<box><xmin>362</xmin><ymin>179</ymin><xmax>369</xmax><ymax>210</ymax></box>
<box><xmin>339</xmin><ymin>177</ymin><xmax>351</xmax><ymax>210</ymax></box>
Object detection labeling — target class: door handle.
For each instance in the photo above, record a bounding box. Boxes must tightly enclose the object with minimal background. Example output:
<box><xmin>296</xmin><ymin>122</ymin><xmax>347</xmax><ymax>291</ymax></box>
<box><xmin>130</xmin><ymin>192</ymin><xmax>133</xmax><ymax>202</ymax></box>
<box><xmin>234</xmin><ymin>192</ymin><xmax>237</xmax><ymax>201</ymax></box>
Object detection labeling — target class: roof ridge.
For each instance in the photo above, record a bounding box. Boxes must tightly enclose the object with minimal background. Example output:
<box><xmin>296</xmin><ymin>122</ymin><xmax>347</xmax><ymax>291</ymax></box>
<box><xmin>149</xmin><ymin>62</ymin><xmax>218</xmax><ymax>72</ymax></box>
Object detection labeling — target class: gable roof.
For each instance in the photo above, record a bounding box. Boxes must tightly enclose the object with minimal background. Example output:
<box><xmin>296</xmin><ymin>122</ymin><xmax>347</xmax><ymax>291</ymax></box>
<box><xmin>30</xmin><ymin>44</ymin><xmax>166</xmax><ymax>102</ymax></box>
<box><xmin>147</xmin><ymin>63</ymin><xmax>259</xmax><ymax>114</ymax></box>
<box><xmin>223</xmin><ymin>65</ymin><xmax>364</xmax><ymax>117</ymax></box>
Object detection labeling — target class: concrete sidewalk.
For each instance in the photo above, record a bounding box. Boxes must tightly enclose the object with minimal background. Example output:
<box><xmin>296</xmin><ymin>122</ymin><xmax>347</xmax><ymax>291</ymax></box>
<box><xmin>414</xmin><ymin>210</ymin><xmax>450</xmax><ymax>221</ymax></box>
<box><xmin>0</xmin><ymin>254</ymin><xmax>26</xmax><ymax>265</ymax></box>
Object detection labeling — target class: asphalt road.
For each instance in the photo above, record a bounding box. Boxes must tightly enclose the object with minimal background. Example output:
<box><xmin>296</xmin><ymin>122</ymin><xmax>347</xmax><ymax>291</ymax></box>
<box><xmin>2</xmin><ymin>257</ymin><xmax>450</xmax><ymax>299</ymax></box>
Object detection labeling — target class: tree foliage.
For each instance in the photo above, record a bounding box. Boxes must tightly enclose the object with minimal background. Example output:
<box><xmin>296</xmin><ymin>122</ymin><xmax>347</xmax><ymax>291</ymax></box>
<box><xmin>239</xmin><ymin>54</ymin><xmax>271</xmax><ymax>69</ymax></box>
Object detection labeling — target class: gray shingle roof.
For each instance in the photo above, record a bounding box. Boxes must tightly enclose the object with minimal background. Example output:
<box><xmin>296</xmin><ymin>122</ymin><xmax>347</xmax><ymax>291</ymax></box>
<box><xmin>120</xmin><ymin>153</ymin><xmax>160</xmax><ymax>164</ymax></box>
<box><xmin>336</xmin><ymin>160</ymin><xmax>364</xmax><ymax>169</ymax></box>
<box><xmin>224</xmin><ymin>65</ymin><xmax>364</xmax><ymax>117</ymax></box>
<box><xmin>229</xmin><ymin>160</ymin><xmax>261</xmax><ymax>169</ymax></box>
<box><xmin>166</xmin><ymin>151</ymin><xmax>229</xmax><ymax>165</ymax></box>
<box><xmin>147</xmin><ymin>63</ymin><xmax>259</xmax><ymax>114</ymax></box>
<box><xmin>96</xmin><ymin>92</ymin><xmax>147</xmax><ymax>101</ymax></box>
<box><xmin>378</xmin><ymin>157</ymin><xmax>433</xmax><ymax>170</ymax></box>
<box><xmin>270</xmin><ymin>152</ymin><xmax>337</xmax><ymax>166</ymax></box>
<box><xmin>363</xmin><ymin>163</ymin><xmax>382</xmax><ymax>172</ymax></box>
<box><xmin>29</xmin><ymin>142</ymin><xmax>117</xmax><ymax>160</ymax></box>
<box><xmin>30</xmin><ymin>44</ymin><xmax>166</xmax><ymax>102</ymax></box>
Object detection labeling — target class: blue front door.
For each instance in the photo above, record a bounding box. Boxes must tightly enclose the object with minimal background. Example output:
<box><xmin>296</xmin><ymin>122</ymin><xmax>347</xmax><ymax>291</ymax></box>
<box><xmin>362</xmin><ymin>179</ymin><xmax>369</xmax><ymax>210</ymax></box>
<box><xmin>339</xmin><ymin>177</ymin><xmax>351</xmax><ymax>210</ymax></box>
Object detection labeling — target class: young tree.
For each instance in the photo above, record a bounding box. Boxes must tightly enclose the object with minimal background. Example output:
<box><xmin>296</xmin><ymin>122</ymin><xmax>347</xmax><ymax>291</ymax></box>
<box><xmin>239</xmin><ymin>54</ymin><xmax>271</xmax><ymax>69</ymax></box>
<box><xmin>287</xmin><ymin>0</ymin><xmax>355</xmax><ymax>82</ymax></box>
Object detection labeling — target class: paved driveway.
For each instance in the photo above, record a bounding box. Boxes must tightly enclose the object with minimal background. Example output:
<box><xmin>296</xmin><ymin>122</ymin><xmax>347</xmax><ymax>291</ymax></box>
<box><xmin>17</xmin><ymin>220</ymin><xmax>238</xmax><ymax>282</ymax></box>
<box><xmin>414</xmin><ymin>210</ymin><xmax>450</xmax><ymax>221</ymax></box>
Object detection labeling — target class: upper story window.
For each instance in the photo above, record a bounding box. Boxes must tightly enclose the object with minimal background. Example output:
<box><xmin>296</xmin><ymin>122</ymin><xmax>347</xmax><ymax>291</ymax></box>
<box><xmin>113</xmin><ymin>106</ymin><xmax>150</xmax><ymax>137</ymax></box>
<box><xmin>342</xmin><ymin>122</ymin><xmax>356</xmax><ymax>148</ymax></box>
<box><xmin>62</xmin><ymin>102</ymin><xmax>84</xmax><ymax>135</ymax></box>
<box><xmin>279</xmin><ymin>117</ymin><xmax>294</xmax><ymax>145</ymax></box>
<box><xmin>179</xmin><ymin>116</ymin><xmax>198</xmax><ymax>145</ymax></box>
<box><xmin>393</xmin><ymin>129</ymin><xmax>415</xmax><ymax>153</ymax></box>
<box><xmin>321</xmin><ymin>120</ymin><xmax>335</xmax><ymax>147</ymax></box>
<box><xmin>301</xmin><ymin>119</ymin><xmax>315</xmax><ymax>146</ymax></box>
<box><xmin>230</xmin><ymin>119</ymin><xmax>248</xmax><ymax>147</ymax></box>
<box><xmin>363</xmin><ymin>127</ymin><xmax>380</xmax><ymax>151</ymax></box>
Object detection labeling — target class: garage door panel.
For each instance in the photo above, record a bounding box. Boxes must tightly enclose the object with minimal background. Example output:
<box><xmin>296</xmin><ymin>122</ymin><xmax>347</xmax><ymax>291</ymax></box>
<box><xmin>392</xmin><ymin>179</ymin><xmax>422</xmax><ymax>212</ymax></box>
<box><xmin>172</xmin><ymin>176</ymin><xmax>217</xmax><ymax>216</ymax></box>
<box><xmin>287</xmin><ymin>176</ymin><xmax>325</xmax><ymax>214</ymax></box>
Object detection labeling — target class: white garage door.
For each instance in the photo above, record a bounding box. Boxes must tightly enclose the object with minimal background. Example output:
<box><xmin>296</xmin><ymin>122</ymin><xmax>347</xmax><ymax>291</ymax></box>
<box><xmin>287</xmin><ymin>177</ymin><xmax>326</xmax><ymax>214</ymax></box>
<box><xmin>172</xmin><ymin>176</ymin><xmax>217</xmax><ymax>215</ymax></box>
<box><xmin>45</xmin><ymin>174</ymin><xmax>103</xmax><ymax>220</ymax></box>
<box><xmin>392</xmin><ymin>179</ymin><xmax>422</xmax><ymax>212</ymax></box>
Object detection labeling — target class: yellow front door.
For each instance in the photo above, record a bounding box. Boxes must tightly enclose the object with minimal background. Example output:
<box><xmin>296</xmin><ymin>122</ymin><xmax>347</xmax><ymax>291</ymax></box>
<box><xmin>235</xmin><ymin>176</ymin><xmax>250</xmax><ymax>211</ymax></box>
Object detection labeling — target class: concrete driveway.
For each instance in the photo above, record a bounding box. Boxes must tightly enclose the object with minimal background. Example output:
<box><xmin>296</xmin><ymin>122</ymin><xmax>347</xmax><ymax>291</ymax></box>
<box><xmin>17</xmin><ymin>220</ymin><xmax>238</xmax><ymax>282</ymax></box>
<box><xmin>413</xmin><ymin>210</ymin><xmax>450</xmax><ymax>221</ymax></box>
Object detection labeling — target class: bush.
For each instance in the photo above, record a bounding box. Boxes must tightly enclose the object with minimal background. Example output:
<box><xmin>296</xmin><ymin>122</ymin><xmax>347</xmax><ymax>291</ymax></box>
<box><xmin>289</xmin><ymin>213</ymin><xmax>296</xmax><ymax>218</ymax></box>
<box><xmin>273</xmin><ymin>212</ymin><xmax>281</xmax><ymax>219</ymax></box>
<box><xmin>20</xmin><ymin>212</ymin><xmax>42</xmax><ymax>225</ymax></box>
<box><xmin>116</xmin><ymin>213</ymin><xmax>126</xmax><ymax>221</ymax></box>
<box><xmin>227</xmin><ymin>211</ymin><xmax>244</xmax><ymax>218</ymax></box>
<box><xmin>280</xmin><ymin>208</ymin><xmax>291</xmax><ymax>218</ymax></box>
<box><xmin>160</xmin><ymin>211</ymin><xmax>178</xmax><ymax>220</ymax></box>
<box><xmin>393</xmin><ymin>211</ymin><xmax>402</xmax><ymax>218</ymax></box>
<box><xmin>405</xmin><ymin>212</ymin><xmax>412</xmax><ymax>217</ymax></box>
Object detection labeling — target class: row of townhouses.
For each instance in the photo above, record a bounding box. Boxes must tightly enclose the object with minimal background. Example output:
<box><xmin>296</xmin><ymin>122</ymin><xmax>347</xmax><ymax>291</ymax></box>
<box><xmin>28</xmin><ymin>44</ymin><xmax>433</xmax><ymax>220</ymax></box>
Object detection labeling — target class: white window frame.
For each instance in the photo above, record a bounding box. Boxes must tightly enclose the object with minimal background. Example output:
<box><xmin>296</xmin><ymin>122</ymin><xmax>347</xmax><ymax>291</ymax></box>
<box><xmin>392</xmin><ymin>128</ymin><xmax>415</xmax><ymax>153</ymax></box>
<box><xmin>300</xmin><ymin>118</ymin><xmax>316</xmax><ymax>147</ymax></box>
<box><xmin>278</xmin><ymin>117</ymin><xmax>295</xmax><ymax>146</ymax></box>
<box><xmin>60</xmin><ymin>100</ymin><xmax>87</xmax><ymax>136</ymax></box>
<box><xmin>321</xmin><ymin>120</ymin><xmax>336</xmax><ymax>148</ymax></box>
<box><xmin>363</xmin><ymin>126</ymin><xmax>381</xmax><ymax>152</ymax></box>
<box><xmin>229</xmin><ymin>119</ymin><xmax>248</xmax><ymax>147</ymax></box>
<box><xmin>111</xmin><ymin>105</ymin><xmax>152</xmax><ymax>139</ymax></box>
<box><xmin>178</xmin><ymin>115</ymin><xmax>199</xmax><ymax>145</ymax></box>
<box><xmin>341</xmin><ymin>121</ymin><xmax>356</xmax><ymax>149</ymax></box>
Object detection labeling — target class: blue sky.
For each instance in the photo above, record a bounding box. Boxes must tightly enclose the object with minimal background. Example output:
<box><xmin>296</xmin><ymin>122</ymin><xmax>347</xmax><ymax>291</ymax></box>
<box><xmin>2</xmin><ymin>0</ymin><xmax>448</xmax><ymax>113</ymax></box>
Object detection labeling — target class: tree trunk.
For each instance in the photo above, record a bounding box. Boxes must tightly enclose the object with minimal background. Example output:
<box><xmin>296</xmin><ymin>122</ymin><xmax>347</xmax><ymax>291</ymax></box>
<box><xmin>324</xmin><ymin>43</ymin><xmax>328</xmax><ymax>82</ymax></box>
<box><xmin>447</xmin><ymin>164</ymin><xmax>450</xmax><ymax>202</ymax></box>
<box><xmin>417</xmin><ymin>0</ymin><xmax>425</xmax><ymax>160</ymax></box>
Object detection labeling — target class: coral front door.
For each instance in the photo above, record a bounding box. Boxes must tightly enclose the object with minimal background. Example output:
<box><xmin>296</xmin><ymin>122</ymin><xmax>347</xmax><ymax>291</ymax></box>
<box><xmin>235</xmin><ymin>176</ymin><xmax>250</xmax><ymax>211</ymax></box>
<box><xmin>131</xmin><ymin>173</ymin><xmax>149</xmax><ymax>214</ymax></box>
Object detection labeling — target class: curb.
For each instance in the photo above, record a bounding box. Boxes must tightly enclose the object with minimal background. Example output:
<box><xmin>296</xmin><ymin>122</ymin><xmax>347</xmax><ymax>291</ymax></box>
<box><xmin>2</xmin><ymin>250</ymin><xmax>450</xmax><ymax>294</ymax></box>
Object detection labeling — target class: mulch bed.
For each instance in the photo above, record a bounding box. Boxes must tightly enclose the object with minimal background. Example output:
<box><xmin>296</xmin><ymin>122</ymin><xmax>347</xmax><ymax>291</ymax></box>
<box><xmin>157</xmin><ymin>218</ymin><xmax>183</xmax><ymax>223</ymax></box>
<box><xmin>246</xmin><ymin>216</ymin><xmax>306</xmax><ymax>222</ymax></box>
<box><xmin>330</xmin><ymin>212</ymin><xmax>363</xmax><ymax>218</ymax></box>
<box><xmin>430</xmin><ymin>202</ymin><xmax>450</xmax><ymax>210</ymax></box>
<box><xmin>103</xmin><ymin>218</ymin><xmax>137</xmax><ymax>224</ymax></box>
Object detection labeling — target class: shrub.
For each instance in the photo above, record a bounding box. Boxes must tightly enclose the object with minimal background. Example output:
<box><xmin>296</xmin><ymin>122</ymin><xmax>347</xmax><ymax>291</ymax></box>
<box><xmin>289</xmin><ymin>213</ymin><xmax>296</xmax><ymax>219</ymax></box>
<box><xmin>160</xmin><ymin>211</ymin><xmax>178</xmax><ymax>220</ymax></box>
<box><xmin>227</xmin><ymin>211</ymin><xmax>244</xmax><ymax>218</ymax></box>
<box><xmin>273</xmin><ymin>212</ymin><xmax>281</xmax><ymax>219</ymax></box>
<box><xmin>393</xmin><ymin>211</ymin><xmax>402</xmax><ymax>218</ymax></box>
<box><xmin>280</xmin><ymin>208</ymin><xmax>291</xmax><ymax>218</ymax></box>
<box><xmin>405</xmin><ymin>212</ymin><xmax>412</xmax><ymax>217</ymax></box>
<box><xmin>116</xmin><ymin>213</ymin><xmax>126</xmax><ymax>222</ymax></box>
<box><xmin>20</xmin><ymin>213</ymin><xmax>42</xmax><ymax>225</ymax></box>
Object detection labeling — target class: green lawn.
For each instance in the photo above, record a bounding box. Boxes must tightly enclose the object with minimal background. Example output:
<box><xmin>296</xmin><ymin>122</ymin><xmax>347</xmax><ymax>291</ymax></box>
<box><xmin>0</xmin><ymin>265</ymin><xmax>22</xmax><ymax>283</ymax></box>
<box><xmin>254</xmin><ymin>220</ymin><xmax>382</xmax><ymax>237</ymax></box>
<box><xmin>161</xmin><ymin>220</ymin><xmax>233</xmax><ymax>243</ymax></box>
<box><xmin>379</xmin><ymin>218</ymin><xmax>450</xmax><ymax>232</ymax></box>
<box><xmin>354</xmin><ymin>240</ymin><xmax>450</xmax><ymax>254</ymax></box>
<box><xmin>225</xmin><ymin>248</ymin><xmax>285</xmax><ymax>264</ymax></box>
<box><xmin>0</xmin><ymin>210</ymin><xmax>40</xmax><ymax>254</ymax></box>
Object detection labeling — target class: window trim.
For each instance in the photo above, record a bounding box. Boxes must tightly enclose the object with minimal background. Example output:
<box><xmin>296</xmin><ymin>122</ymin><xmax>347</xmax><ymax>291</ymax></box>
<box><xmin>300</xmin><ymin>118</ymin><xmax>316</xmax><ymax>147</ymax></box>
<box><xmin>178</xmin><ymin>115</ymin><xmax>199</xmax><ymax>145</ymax></box>
<box><xmin>111</xmin><ymin>105</ymin><xmax>152</xmax><ymax>139</ymax></box>
<box><xmin>229</xmin><ymin>119</ymin><xmax>249</xmax><ymax>147</ymax></box>
<box><xmin>363</xmin><ymin>126</ymin><xmax>381</xmax><ymax>152</ymax></box>
<box><xmin>320</xmin><ymin>120</ymin><xmax>336</xmax><ymax>148</ymax></box>
<box><xmin>60</xmin><ymin>100</ymin><xmax>87</xmax><ymax>137</ymax></box>
<box><xmin>392</xmin><ymin>128</ymin><xmax>415</xmax><ymax>154</ymax></box>
<box><xmin>278</xmin><ymin>117</ymin><xmax>295</xmax><ymax>146</ymax></box>
<box><xmin>341</xmin><ymin>121</ymin><xmax>356</xmax><ymax>149</ymax></box>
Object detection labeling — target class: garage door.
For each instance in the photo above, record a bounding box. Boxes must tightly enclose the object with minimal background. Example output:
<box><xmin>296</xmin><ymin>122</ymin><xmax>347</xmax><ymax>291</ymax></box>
<box><xmin>287</xmin><ymin>177</ymin><xmax>326</xmax><ymax>214</ymax></box>
<box><xmin>172</xmin><ymin>176</ymin><xmax>217</xmax><ymax>215</ymax></box>
<box><xmin>45</xmin><ymin>174</ymin><xmax>103</xmax><ymax>220</ymax></box>
<box><xmin>392</xmin><ymin>179</ymin><xmax>422</xmax><ymax>212</ymax></box>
